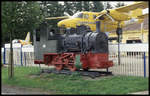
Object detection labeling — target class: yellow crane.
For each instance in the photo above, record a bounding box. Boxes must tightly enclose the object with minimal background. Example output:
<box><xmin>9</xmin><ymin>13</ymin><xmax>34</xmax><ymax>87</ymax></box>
<box><xmin>45</xmin><ymin>1</ymin><xmax>148</xmax><ymax>33</ymax></box>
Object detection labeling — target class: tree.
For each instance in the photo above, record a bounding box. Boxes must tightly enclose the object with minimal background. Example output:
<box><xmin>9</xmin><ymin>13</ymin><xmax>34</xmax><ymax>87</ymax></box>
<box><xmin>63</xmin><ymin>1</ymin><xmax>75</xmax><ymax>15</ymax></box>
<box><xmin>82</xmin><ymin>1</ymin><xmax>93</xmax><ymax>11</ymax></box>
<box><xmin>115</xmin><ymin>2</ymin><xmax>126</xmax><ymax>8</ymax></box>
<box><xmin>2</xmin><ymin>2</ymin><xmax>14</xmax><ymax>44</ymax></box>
<box><xmin>42</xmin><ymin>1</ymin><xmax>65</xmax><ymax>29</ymax></box>
<box><xmin>91</xmin><ymin>1</ymin><xmax>104</xmax><ymax>12</ymax></box>
<box><xmin>2</xmin><ymin>1</ymin><xmax>44</xmax><ymax>45</ymax></box>
<box><xmin>105</xmin><ymin>2</ymin><xmax>113</xmax><ymax>9</ymax></box>
<box><xmin>73</xmin><ymin>1</ymin><xmax>83</xmax><ymax>13</ymax></box>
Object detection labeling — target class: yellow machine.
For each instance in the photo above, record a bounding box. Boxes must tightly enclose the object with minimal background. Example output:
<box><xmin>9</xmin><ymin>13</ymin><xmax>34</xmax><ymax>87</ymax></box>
<box><xmin>18</xmin><ymin>32</ymin><xmax>32</xmax><ymax>45</ymax></box>
<box><xmin>46</xmin><ymin>1</ymin><xmax>148</xmax><ymax>34</ymax></box>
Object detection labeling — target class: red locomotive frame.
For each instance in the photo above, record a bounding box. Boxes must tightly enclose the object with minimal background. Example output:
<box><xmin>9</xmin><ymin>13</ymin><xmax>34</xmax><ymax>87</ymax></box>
<box><xmin>34</xmin><ymin>52</ymin><xmax>113</xmax><ymax>71</ymax></box>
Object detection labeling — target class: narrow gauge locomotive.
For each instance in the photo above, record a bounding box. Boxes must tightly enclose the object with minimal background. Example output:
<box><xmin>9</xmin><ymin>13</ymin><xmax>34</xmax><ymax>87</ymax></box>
<box><xmin>34</xmin><ymin>21</ymin><xmax>113</xmax><ymax>71</ymax></box>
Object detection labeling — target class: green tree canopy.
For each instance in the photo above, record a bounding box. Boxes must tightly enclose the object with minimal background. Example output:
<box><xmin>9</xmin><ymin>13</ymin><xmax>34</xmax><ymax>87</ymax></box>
<box><xmin>105</xmin><ymin>2</ymin><xmax>113</xmax><ymax>9</ymax></box>
<box><xmin>91</xmin><ymin>1</ymin><xmax>104</xmax><ymax>12</ymax></box>
<box><xmin>115</xmin><ymin>2</ymin><xmax>126</xmax><ymax>8</ymax></box>
<box><xmin>2</xmin><ymin>1</ymin><xmax>105</xmax><ymax>46</ymax></box>
<box><xmin>2</xmin><ymin>1</ymin><xmax>44</xmax><ymax>45</ymax></box>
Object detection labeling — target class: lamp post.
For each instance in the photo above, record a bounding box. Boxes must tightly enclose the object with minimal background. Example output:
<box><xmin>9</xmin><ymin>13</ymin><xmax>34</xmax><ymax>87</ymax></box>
<box><xmin>116</xmin><ymin>27</ymin><xmax>122</xmax><ymax>65</ymax></box>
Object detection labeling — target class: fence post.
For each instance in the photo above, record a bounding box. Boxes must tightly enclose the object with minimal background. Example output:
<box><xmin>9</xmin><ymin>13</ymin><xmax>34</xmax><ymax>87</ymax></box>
<box><xmin>143</xmin><ymin>52</ymin><xmax>146</xmax><ymax>78</ymax></box>
<box><xmin>3</xmin><ymin>46</ymin><xmax>6</xmax><ymax>64</ymax></box>
<box><xmin>24</xmin><ymin>52</ymin><xmax>26</xmax><ymax>66</ymax></box>
<box><xmin>20</xmin><ymin>45</ymin><xmax>23</xmax><ymax>66</ymax></box>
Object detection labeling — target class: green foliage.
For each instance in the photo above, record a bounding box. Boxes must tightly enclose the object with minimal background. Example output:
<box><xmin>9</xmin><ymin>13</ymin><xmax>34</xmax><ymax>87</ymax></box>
<box><xmin>82</xmin><ymin>1</ymin><xmax>91</xmax><ymax>11</ymax></box>
<box><xmin>105</xmin><ymin>2</ymin><xmax>113</xmax><ymax>9</ymax></box>
<box><xmin>2</xmin><ymin>66</ymin><xmax>149</xmax><ymax>94</ymax></box>
<box><xmin>115</xmin><ymin>2</ymin><xmax>126</xmax><ymax>8</ymax></box>
<box><xmin>2</xmin><ymin>1</ymin><xmax>105</xmax><ymax>45</ymax></box>
<box><xmin>2</xmin><ymin>1</ymin><xmax>44</xmax><ymax>45</ymax></box>
<box><xmin>91</xmin><ymin>1</ymin><xmax>104</xmax><ymax>12</ymax></box>
<box><xmin>74</xmin><ymin>2</ymin><xmax>83</xmax><ymax>12</ymax></box>
<box><xmin>63</xmin><ymin>1</ymin><xmax>75</xmax><ymax>15</ymax></box>
<box><xmin>45</xmin><ymin>1</ymin><xmax>64</xmax><ymax>29</ymax></box>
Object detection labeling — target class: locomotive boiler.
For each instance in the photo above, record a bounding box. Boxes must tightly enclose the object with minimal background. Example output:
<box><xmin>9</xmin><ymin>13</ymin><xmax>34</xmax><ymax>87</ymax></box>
<box><xmin>34</xmin><ymin>21</ymin><xmax>113</xmax><ymax>71</ymax></box>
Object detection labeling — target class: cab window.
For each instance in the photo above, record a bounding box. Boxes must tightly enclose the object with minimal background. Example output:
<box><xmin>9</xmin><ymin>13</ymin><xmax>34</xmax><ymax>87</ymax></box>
<box><xmin>72</xmin><ymin>12</ymin><xmax>83</xmax><ymax>18</ymax></box>
<box><xmin>83</xmin><ymin>14</ymin><xmax>89</xmax><ymax>19</ymax></box>
<box><xmin>126</xmin><ymin>40</ymin><xmax>142</xmax><ymax>44</ymax></box>
<box><xmin>48</xmin><ymin>29</ymin><xmax>55</xmax><ymax>40</ymax></box>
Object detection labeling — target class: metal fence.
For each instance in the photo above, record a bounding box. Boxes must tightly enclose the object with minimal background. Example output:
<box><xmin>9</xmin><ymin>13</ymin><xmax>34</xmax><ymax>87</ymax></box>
<box><xmin>109</xmin><ymin>52</ymin><xmax>149</xmax><ymax>77</ymax></box>
<box><xmin>1</xmin><ymin>43</ymin><xmax>149</xmax><ymax>77</ymax></box>
<box><xmin>108</xmin><ymin>43</ymin><xmax>149</xmax><ymax>77</ymax></box>
<box><xmin>1</xmin><ymin>44</ymin><xmax>52</xmax><ymax>68</ymax></box>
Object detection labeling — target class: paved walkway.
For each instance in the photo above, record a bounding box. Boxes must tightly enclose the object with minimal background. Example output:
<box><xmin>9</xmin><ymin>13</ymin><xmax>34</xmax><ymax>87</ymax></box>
<box><xmin>2</xmin><ymin>84</ymin><xmax>53</xmax><ymax>95</ymax></box>
<box><xmin>129</xmin><ymin>91</ymin><xmax>149</xmax><ymax>95</ymax></box>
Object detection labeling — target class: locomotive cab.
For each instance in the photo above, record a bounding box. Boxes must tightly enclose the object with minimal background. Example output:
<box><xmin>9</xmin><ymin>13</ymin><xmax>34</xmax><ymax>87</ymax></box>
<box><xmin>33</xmin><ymin>22</ymin><xmax>59</xmax><ymax>61</ymax></box>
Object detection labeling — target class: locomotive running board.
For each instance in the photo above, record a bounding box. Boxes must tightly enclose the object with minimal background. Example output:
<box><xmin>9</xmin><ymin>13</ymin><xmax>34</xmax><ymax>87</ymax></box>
<box><xmin>40</xmin><ymin>68</ymin><xmax>113</xmax><ymax>78</ymax></box>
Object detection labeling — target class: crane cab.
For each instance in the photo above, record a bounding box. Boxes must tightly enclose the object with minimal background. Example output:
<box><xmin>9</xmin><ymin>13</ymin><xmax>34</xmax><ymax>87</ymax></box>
<box><xmin>57</xmin><ymin>12</ymin><xmax>99</xmax><ymax>32</ymax></box>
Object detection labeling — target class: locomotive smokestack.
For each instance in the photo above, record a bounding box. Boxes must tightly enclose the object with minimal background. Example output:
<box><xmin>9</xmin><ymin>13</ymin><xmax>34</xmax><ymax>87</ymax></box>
<box><xmin>96</xmin><ymin>21</ymin><xmax>101</xmax><ymax>33</ymax></box>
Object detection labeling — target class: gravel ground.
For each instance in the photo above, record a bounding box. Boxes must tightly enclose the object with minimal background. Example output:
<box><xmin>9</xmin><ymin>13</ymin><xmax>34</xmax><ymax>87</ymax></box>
<box><xmin>1</xmin><ymin>84</ymin><xmax>53</xmax><ymax>95</ymax></box>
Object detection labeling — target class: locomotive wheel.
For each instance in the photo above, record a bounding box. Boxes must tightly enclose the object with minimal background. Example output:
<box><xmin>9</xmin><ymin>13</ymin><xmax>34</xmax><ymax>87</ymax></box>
<box><xmin>68</xmin><ymin>65</ymin><xmax>76</xmax><ymax>71</ymax></box>
<box><xmin>55</xmin><ymin>64</ymin><xmax>63</xmax><ymax>71</ymax></box>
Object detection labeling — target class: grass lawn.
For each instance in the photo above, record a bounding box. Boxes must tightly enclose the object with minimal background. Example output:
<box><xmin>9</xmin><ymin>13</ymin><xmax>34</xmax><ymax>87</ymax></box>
<box><xmin>2</xmin><ymin>66</ymin><xmax>149</xmax><ymax>95</ymax></box>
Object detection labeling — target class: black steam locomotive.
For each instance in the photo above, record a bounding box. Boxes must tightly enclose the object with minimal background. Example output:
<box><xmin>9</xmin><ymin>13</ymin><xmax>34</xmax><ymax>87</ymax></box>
<box><xmin>34</xmin><ymin>21</ymin><xmax>113</xmax><ymax>71</ymax></box>
<box><xmin>57</xmin><ymin>21</ymin><xmax>108</xmax><ymax>54</ymax></box>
